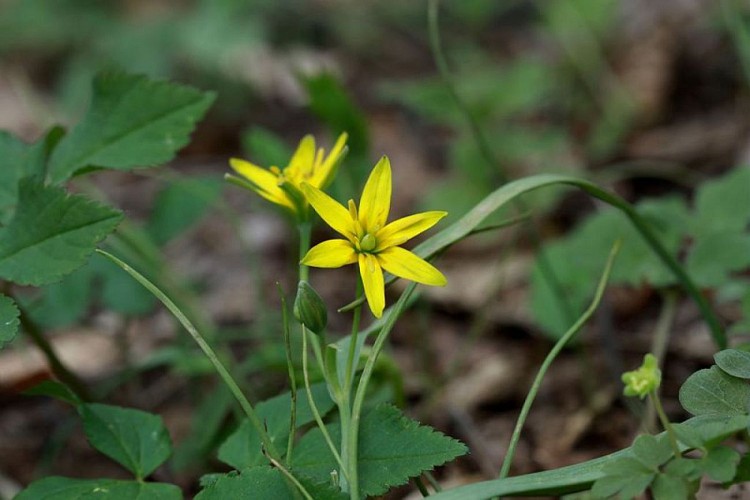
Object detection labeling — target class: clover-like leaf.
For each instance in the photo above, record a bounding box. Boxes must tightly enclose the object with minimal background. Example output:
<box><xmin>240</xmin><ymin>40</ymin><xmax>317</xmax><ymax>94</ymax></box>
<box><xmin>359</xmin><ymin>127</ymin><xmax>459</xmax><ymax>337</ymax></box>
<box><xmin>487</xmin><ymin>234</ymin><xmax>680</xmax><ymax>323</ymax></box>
<box><xmin>700</xmin><ymin>445</ymin><xmax>741</xmax><ymax>483</ymax></box>
<box><xmin>48</xmin><ymin>71</ymin><xmax>215</xmax><ymax>183</ymax></box>
<box><xmin>679</xmin><ymin>366</ymin><xmax>750</xmax><ymax>417</ymax></box>
<box><xmin>590</xmin><ymin>457</ymin><xmax>655</xmax><ymax>499</ymax></box>
<box><xmin>0</xmin><ymin>178</ymin><xmax>122</xmax><ymax>286</ymax></box>
<box><xmin>80</xmin><ymin>403</ymin><xmax>173</xmax><ymax>480</ymax></box>
<box><xmin>715</xmin><ymin>349</ymin><xmax>750</xmax><ymax>379</ymax></box>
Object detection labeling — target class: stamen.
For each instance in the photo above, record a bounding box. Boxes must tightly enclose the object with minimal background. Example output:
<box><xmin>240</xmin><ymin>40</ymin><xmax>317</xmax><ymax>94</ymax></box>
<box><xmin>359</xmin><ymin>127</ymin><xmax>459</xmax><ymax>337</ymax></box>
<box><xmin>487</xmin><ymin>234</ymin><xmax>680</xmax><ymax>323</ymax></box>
<box><xmin>348</xmin><ymin>199</ymin><xmax>358</xmax><ymax>221</ymax></box>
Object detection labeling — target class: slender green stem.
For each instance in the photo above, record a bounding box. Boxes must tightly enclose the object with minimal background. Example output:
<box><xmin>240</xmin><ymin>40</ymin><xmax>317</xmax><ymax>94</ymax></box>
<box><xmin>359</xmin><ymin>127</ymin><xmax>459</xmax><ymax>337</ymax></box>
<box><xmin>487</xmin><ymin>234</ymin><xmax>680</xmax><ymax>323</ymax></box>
<box><xmin>340</xmin><ymin>279</ymin><xmax>364</xmax><ymax>498</ymax></box>
<box><xmin>499</xmin><ymin>241</ymin><xmax>620</xmax><ymax>479</ymax></box>
<box><xmin>298</xmin><ymin>221</ymin><xmax>312</xmax><ymax>282</ymax></box>
<box><xmin>344</xmin><ymin>279</ymin><xmax>364</xmax><ymax>394</ymax></box>
<box><xmin>348</xmin><ymin>282</ymin><xmax>420</xmax><ymax>499</ymax></box>
<box><xmin>424</xmin><ymin>472</ymin><xmax>443</xmax><ymax>492</ymax></box>
<box><xmin>415</xmin><ymin>476</ymin><xmax>431</xmax><ymax>497</ymax></box>
<box><xmin>301</xmin><ymin>325</ymin><xmax>347</xmax><ymax>478</ymax></box>
<box><xmin>278</xmin><ymin>285</ymin><xmax>298</xmax><ymax>463</ymax></box>
<box><xmin>16</xmin><ymin>304</ymin><xmax>92</xmax><ymax>402</ymax></box>
<box><xmin>267</xmin><ymin>455</ymin><xmax>314</xmax><ymax>500</ymax></box>
<box><xmin>644</xmin><ymin>291</ymin><xmax>678</xmax><ymax>432</ymax></box>
<box><xmin>650</xmin><ymin>391</ymin><xmax>681</xmax><ymax>457</ymax></box>
<box><xmin>96</xmin><ymin>249</ymin><xmax>281</xmax><ymax>461</ymax></box>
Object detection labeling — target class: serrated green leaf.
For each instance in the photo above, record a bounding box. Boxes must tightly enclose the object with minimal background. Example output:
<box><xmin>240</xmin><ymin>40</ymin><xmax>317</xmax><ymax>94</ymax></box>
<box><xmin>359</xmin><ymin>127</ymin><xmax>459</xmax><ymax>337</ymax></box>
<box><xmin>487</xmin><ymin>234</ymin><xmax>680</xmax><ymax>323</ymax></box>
<box><xmin>651</xmin><ymin>472</ymin><xmax>691</xmax><ymax>500</ymax></box>
<box><xmin>292</xmin><ymin>404</ymin><xmax>467</xmax><ymax>497</ymax></box>
<box><xmin>631</xmin><ymin>434</ymin><xmax>673</xmax><ymax>469</ymax></box>
<box><xmin>48</xmin><ymin>71</ymin><xmax>215</xmax><ymax>183</ymax></box>
<box><xmin>715</xmin><ymin>349</ymin><xmax>750</xmax><ymax>379</ymax></box>
<box><xmin>23</xmin><ymin>380</ymin><xmax>82</xmax><ymax>406</ymax></box>
<box><xmin>80</xmin><ymin>403</ymin><xmax>173</xmax><ymax>479</ymax></box>
<box><xmin>195</xmin><ymin>466</ymin><xmax>346</xmax><ymax>500</ymax></box>
<box><xmin>217</xmin><ymin>383</ymin><xmax>335</xmax><ymax>469</ymax></box>
<box><xmin>146</xmin><ymin>176</ymin><xmax>223</xmax><ymax>246</ymax></box>
<box><xmin>0</xmin><ymin>131</ymin><xmax>46</xmax><ymax>223</ymax></box>
<box><xmin>700</xmin><ymin>445</ymin><xmax>741</xmax><ymax>483</ymax></box>
<box><xmin>0</xmin><ymin>293</ymin><xmax>20</xmax><ymax>349</ymax></box>
<box><xmin>15</xmin><ymin>477</ymin><xmax>181</xmax><ymax>499</ymax></box>
<box><xmin>0</xmin><ymin>179</ymin><xmax>122</xmax><ymax>285</ymax></box>
<box><xmin>679</xmin><ymin>366</ymin><xmax>750</xmax><ymax>417</ymax></box>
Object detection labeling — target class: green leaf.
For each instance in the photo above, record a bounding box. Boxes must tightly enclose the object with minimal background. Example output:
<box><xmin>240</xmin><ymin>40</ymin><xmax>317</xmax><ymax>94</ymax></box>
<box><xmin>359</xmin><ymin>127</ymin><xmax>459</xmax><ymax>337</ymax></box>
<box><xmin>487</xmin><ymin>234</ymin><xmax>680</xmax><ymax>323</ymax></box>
<box><xmin>0</xmin><ymin>293</ymin><xmax>20</xmax><ymax>349</ymax></box>
<box><xmin>679</xmin><ymin>366</ymin><xmax>750</xmax><ymax>417</ymax></box>
<box><xmin>0</xmin><ymin>131</ymin><xmax>46</xmax><ymax>223</ymax></box>
<box><xmin>292</xmin><ymin>404</ymin><xmax>467</xmax><ymax>497</ymax></box>
<box><xmin>241</xmin><ymin>126</ymin><xmax>292</xmax><ymax>167</ymax></box>
<box><xmin>15</xmin><ymin>477</ymin><xmax>181</xmax><ymax>499</ymax></box>
<box><xmin>590</xmin><ymin>457</ymin><xmax>654</xmax><ymax>499</ymax></box>
<box><xmin>715</xmin><ymin>349</ymin><xmax>750</xmax><ymax>379</ymax></box>
<box><xmin>195</xmin><ymin>466</ymin><xmax>346</xmax><ymax>500</ymax></box>
<box><xmin>217</xmin><ymin>383</ymin><xmax>335</xmax><ymax>469</ymax></box>
<box><xmin>700</xmin><ymin>445</ymin><xmax>741</xmax><ymax>483</ymax></box>
<box><xmin>80</xmin><ymin>403</ymin><xmax>173</xmax><ymax>479</ymax></box>
<box><xmin>672</xmin><ymin>414</ymin><xmax>750</xmax><ymax>449</ymax></box>
<box><xmin>631</xmin><ymin>434</ymin><xmax>673</xmax><ymax>469</ymax></box>
<box><xmin>0</xmin><ymin>179</ymin><xmax>122</xmax><ymax>285</ymax></box>
<box><xmin>686</xmin><ymin>232</ymin><xmax>750</xmax><ymax>287</ymax></box>
<box><xmin>692</xmin><ymin>167</ymin><xmax>750</xmax><ymax>236</ymax></box>
<box><xmin>24</xmin><ymin>262</ymin><xmax>94</xmax><ymax>328</ymax></box>
<box><xmin>146</xmin><ymin>176</ymin><xmax>223</xmax><ymax>246</ymax></box>
<box><xmin>650</xmin><ymin>472</ymin><xmax>691</xmax><ymax>500</ymax></box>
<box><xmin>48</xmin><ymin>71</ymin><xmax>216</xmax><ymax>183</ymax></box>
<box><xmin>23</xmin><ymin>380</ymin><xmax>82</xmax><ymax>406</ymax></box>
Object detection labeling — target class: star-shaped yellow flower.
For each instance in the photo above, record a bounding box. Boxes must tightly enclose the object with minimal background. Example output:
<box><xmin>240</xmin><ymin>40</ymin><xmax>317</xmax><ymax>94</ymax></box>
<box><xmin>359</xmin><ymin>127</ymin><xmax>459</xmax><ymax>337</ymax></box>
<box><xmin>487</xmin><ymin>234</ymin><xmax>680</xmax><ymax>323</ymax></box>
<box><xmin>228</xmin><ymin>132</ymin><xmax>348</xmax><ymax>217</ymax></box>
<box><xmin>300</xmin><ymin>156</ymin><xmax>447</xmax><ymax>318</ymax></box>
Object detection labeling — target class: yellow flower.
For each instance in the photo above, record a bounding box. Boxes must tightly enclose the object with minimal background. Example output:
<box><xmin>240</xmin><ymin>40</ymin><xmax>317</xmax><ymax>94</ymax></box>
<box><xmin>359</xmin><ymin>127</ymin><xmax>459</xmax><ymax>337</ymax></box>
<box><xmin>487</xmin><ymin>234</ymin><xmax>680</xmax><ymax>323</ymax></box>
<box><xmin>228</xmin><ymin>132</ymin><xmax>348</xmax><ymax>217</ymax></box>
<box><xmin>300</xmin><ymin>156</ymin><xmax>447</xmax><ymax>318</ymax></box>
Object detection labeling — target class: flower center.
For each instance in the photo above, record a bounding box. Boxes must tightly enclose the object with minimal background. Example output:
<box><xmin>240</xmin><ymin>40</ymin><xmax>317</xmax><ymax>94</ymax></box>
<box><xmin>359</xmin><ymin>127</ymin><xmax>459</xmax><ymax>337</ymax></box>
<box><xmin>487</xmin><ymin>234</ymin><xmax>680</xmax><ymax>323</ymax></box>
<box><xmin>360</xmin><ymin>233</ymin><xmax>377</xmax><ymax>252</ymax></box>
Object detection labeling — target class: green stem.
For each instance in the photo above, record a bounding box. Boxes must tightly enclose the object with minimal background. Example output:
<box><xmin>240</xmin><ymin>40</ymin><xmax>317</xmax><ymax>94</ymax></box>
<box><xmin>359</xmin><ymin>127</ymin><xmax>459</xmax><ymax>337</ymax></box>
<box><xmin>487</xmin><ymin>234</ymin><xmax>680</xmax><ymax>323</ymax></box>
<box><xmin>415</xmin><ymin>476</ymin><xmax>431</xmax><ymax>497</ymax></box>
<box><xmin>301</xmin><ymin>325</ymin><xmax>347</xmax><ymax>479</ymax></box>
<box><xmin>650</xmin><ymin>391</ymin><xmax>681</xmax><ymax>457</ymax></box>
<box><xmin>298</xmin><ymin>221</ymin><xmax>312</xmax><ymax>282</ymax></box>
<box><xmin>499</xmin><ymin>241</ymin><xmax>620</xmax><ymax>479</ymax></box>
<box><xmin>278</xmin><ymin>285</ymin><xmax>298</xmax><ymax>463</ymax></box>
<box><xmin>644</xmin><ymin>291</ymin><xmax>678</xmax><ymax>432</ymax></box>
<box><xmin>340</xmin><ymin>278</ymin><xmax>364</xmax><ymax>498</ymax></box>
<box><xmin>96</xmin><ymin>249</ymin><xmax>281</xmax><ymax>461</ymax></box>
<box><xmin>16</xmin><ymin>304</ymin><xmax>92</xmax><ymax>402</ymax></box>
<box><xmin>348</xmin><ymin>282</ymin><xmax>420</xmax><ymax>499</ymax></box>
<box><xmin>267</xmin><ymin>456</ymin><xmax>314</xmax><ymax>500</ymax></box>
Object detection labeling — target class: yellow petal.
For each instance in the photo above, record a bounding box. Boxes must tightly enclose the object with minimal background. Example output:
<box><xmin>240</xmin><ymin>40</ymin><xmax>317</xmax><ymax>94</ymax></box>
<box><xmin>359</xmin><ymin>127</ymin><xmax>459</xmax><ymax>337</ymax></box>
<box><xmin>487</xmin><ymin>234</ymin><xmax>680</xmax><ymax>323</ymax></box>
<box><xmin>377</xmin><ymin>247</ymin><xmax>447</xmax><ymax>286</ymax></box>
<box><xmin>359</xmin><ymin>156</ymin><xmax>391</xmax><ymax>232</ymax></box>
<box><xmin>376</xmin><ymin>211</ymin><xmax>447</xmax><ymax>250</ymax></box>
<box><xmin>310</xmin><ymin>132</ymin><xmax>348</xmax><ymax>189</ymax></box>
<box><xmin>359</xmin><ymin>253</ymin><xmax>385</xmax><ymax>318</ymax></box>
<box><xmin>285</xmin><ymin>135</ymin><xmax>316</xmax><ymax>181</ymax></box>
<box><xmin>300</xmin><ymin>183</ymin><xmax>357</xmax><ymax>240</ymax></box>
<box><xmin>301</xmin><ymin>239</ymin><xmax>357</xmax><ymax>268</ymax></box>
<box><xmin>229</xmin><ymin>158</ymin><xmax>293</xmax><ymax>209</ymax></box>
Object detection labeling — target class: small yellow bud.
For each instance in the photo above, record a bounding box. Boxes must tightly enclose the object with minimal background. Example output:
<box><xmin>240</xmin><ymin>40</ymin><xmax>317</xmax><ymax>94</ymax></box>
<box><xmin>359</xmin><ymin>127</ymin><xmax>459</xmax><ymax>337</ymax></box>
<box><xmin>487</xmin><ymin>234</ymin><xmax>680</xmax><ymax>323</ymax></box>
<box><xmin>622</xmin><ymin>353</ymin><xmax>661</xmax><ymax>399</ymax></box>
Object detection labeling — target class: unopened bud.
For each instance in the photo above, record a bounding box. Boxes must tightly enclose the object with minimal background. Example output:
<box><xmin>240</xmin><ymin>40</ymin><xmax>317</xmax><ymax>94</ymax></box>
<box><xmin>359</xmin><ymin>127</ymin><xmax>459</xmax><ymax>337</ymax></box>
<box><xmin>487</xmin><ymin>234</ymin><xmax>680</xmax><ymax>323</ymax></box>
<box><xmin>293</xmin><ymin>280</ymin><xmax>328</xmax><ymax>334</ymax></box>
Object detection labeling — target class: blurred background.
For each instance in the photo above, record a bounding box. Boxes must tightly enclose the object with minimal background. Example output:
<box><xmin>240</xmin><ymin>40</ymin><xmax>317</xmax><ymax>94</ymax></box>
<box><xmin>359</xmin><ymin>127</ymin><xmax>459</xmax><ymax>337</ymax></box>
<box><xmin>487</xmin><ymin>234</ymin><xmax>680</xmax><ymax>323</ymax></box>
<box><xmin>2</xmin><ymin>0</ymin><xmax>750</xmax><ymax>497</ymax></box>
